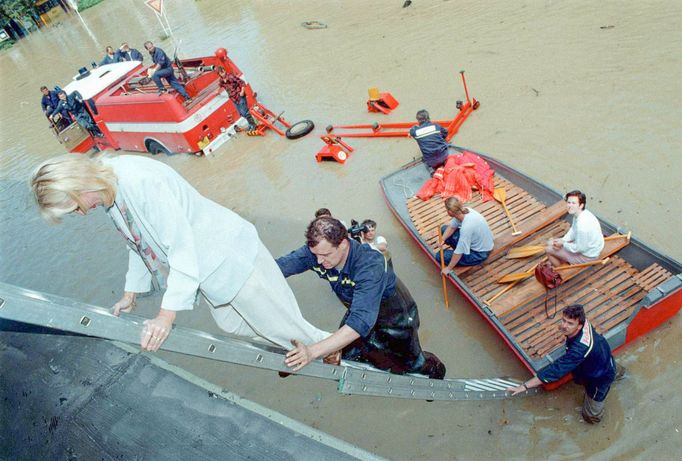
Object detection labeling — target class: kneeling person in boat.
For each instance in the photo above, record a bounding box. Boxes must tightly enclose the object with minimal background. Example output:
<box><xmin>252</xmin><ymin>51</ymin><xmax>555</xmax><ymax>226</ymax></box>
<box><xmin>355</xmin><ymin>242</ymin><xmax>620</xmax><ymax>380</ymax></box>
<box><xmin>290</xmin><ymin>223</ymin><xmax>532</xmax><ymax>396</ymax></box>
<box><xmin>546</xmin><ymin>190</ymin><xmax>604</xmax><ymax>267</ymax></box>
<box><xmin>508</xmin><ymin>304</ymin><xmax>624</xmax><ymax>424</ymax></box>
<box><xmin>277</xmin><ymin>217</ymin><xmax>446</xmax><ymax>379</ymax></box>
<box><xmin>437</xmin><ymin>197</ymin><xmax>494</xmax><ymax>273</ymax></box>
<box><xmin>30</xmin><ymin>154</ymin><xmax>330</xmax><ymax>354</ymax></box>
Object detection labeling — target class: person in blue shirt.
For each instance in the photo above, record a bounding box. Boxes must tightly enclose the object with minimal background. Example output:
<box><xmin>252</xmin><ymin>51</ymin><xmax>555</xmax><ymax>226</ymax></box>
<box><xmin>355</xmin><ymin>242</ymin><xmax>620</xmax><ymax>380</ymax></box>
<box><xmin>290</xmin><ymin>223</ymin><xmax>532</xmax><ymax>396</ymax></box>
<box><xmin>409</xmin><ymin>109</ymin><xmax>450</xmax><ymax>171</ymax></box>
<box><xmin>143</xmin><ymin>41</ymin><xmax>191</xmax><ymax>103</ymax></box>
<box><xmin>40</xmin><ymin>86</ymin><xmax>59</xmax><ymax>114</ymax></box>
<box><xmin>276</xmin><ymin>217</ymin><xmax>446</xmax><ymax>379</ymax></box>
<box><xmin>100</xmin><ymin>46</ymin><xmax>118</xmax><ymax>66</ymax></box>
<box><xmin>508</xmin><ymin>304</ymin><xmax>625</xmax><ymax>424</ymax></box>
<box><xmin>42</xmin><ymin>86</ymin><xmax>72</xmax><ymax>130</ymax></box>
<box><xmin>49</xmin><ymin>90</ymin><xmax>103</xmax><ymax>138</ymax></box>
<box><xmin>116</xmin><ymin>42</ymin><xmax>143</xmax><ymax>63</ymax></box>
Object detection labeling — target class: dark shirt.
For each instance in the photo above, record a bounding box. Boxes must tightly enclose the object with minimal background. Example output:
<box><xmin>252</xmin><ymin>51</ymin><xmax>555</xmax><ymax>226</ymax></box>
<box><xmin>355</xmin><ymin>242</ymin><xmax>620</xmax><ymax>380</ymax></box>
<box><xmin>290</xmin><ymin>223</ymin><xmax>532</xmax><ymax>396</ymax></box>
<box><xmin>49</xmin><ymin>91</ymin><xmax>86</xmax><ymax>117</ymax></box>
<box><xmin>100</xmin><ymin>54</ymin><xmax>118</xmax><ymax>66</ymax></box>
<box><xmin>150</xmin><ymin>46</ymin><xmax>172</xmax><ymax>69</ymax></box>
<box><xmin>218</xmin><ymin>73</ymin><xmax>245</xmax><ymax>103</ymax></box>
<box><xmin>41</xmin><ymin>90</ymin><xmax>59</xmax><ymax>112</ymax></box>
<box><xmin>116</xmin><ymin>48</ymin><xmax>143</xmax><ymax>62</ymax></box>
<box><xmin>538</xmin><ymin>321</ymin><xmax>616</xmax><ymax>385</ymax></box>
<box><xmin>277</xmin><ymin>239</ymin><xmax>396</xmax><ymax>337</ymax></box>
<box><xmin>409</xmin><ymin>121</ymin><xmax>450</xmax><ymax>168</ymax></box>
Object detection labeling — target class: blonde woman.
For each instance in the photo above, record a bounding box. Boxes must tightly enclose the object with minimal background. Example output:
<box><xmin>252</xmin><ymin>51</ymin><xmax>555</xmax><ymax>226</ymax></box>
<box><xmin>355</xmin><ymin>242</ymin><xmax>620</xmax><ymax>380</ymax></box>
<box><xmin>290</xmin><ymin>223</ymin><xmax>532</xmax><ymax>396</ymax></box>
<box><xmin>30</xmin><ymin>154</ymin><xmax>329</xmax><ymax>353</ymax></box>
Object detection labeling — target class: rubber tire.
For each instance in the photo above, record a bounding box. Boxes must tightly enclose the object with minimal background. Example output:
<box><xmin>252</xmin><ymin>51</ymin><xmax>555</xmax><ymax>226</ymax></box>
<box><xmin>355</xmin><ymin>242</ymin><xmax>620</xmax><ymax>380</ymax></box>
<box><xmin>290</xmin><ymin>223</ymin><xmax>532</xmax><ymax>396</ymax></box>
<box><xmin>147</xmin><ymin>140</ymin><xmax>173</xmax><ymax>156</ymax></box>
<box><xmin>285</xmin><ymin>120</ymin><xmax>315</xmax><ymax>140</ymax></box>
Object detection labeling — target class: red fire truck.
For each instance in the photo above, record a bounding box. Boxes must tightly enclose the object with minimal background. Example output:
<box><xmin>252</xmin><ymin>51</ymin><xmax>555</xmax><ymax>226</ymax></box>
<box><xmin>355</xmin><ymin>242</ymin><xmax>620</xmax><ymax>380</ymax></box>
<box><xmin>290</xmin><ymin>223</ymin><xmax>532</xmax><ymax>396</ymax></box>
<box><xmin>49</xmin><ymin>48</ymin><xmax>313</xmax><ymax>156</ymax></box>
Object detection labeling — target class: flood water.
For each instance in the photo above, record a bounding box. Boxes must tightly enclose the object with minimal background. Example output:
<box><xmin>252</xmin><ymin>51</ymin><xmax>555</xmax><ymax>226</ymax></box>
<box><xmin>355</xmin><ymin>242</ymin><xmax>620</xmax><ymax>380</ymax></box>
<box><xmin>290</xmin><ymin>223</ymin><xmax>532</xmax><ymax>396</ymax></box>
<box><xmin>1</xmin><ymin>1</ymin><xmax>681</xmax><ymax>459</ymax></box>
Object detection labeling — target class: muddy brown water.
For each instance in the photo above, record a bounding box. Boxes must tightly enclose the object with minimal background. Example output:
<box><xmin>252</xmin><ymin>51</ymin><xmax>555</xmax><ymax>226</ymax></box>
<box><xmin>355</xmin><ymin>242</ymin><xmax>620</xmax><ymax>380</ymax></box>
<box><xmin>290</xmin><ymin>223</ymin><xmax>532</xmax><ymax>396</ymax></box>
<box><xmin>1</xmin><ymin>1</ymin><xmax>681</xmax><ymax>459</ymax></box>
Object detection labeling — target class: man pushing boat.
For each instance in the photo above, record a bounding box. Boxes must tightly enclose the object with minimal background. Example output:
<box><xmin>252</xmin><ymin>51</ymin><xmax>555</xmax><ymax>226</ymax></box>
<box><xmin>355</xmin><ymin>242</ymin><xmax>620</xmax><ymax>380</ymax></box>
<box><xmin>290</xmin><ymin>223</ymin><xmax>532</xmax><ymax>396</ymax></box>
<box><xmin>277</xmin><ymin>217</ymin><xmax>447</xmax><ymax>379</ymax></box>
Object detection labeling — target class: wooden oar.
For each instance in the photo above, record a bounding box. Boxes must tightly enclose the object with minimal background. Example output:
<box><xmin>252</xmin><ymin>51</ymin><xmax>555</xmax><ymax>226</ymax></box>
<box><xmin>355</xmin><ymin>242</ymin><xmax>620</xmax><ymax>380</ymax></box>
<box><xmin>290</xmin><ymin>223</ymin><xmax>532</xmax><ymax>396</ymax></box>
<box><xmin>484</xmin><ymin>263</ymin><xmax>538</xmax><ymax>306</ymax></box>
<box><xmin>493</xmin><ymin>188</ymin><xmax>521</xmax><ymax>236</ymax></box>
<box><xmin>497</xmin><ymin>258</ymin><xmax>610</xmax><ymax>284</ymax></box>
<box><xmin>506</xmin><ymin>232</ymin><xmax>632</xmax><ymax>259</ymax></box>
<box><xmin>437</xmin><ymin>226</ymin><xmax>449</xmax><ymax>310</ymax></box>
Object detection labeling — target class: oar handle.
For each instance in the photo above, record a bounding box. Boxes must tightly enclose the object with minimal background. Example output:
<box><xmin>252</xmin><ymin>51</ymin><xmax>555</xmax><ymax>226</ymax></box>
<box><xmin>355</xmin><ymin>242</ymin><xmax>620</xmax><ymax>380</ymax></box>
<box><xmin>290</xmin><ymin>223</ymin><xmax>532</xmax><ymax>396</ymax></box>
<box><xmin>555</xmin><ymin>257</ymin><xmax>610</xmax><ymax>271</ymax></box>
<box><xmin>436</xmin><ymin>226</ymin><xmax>449</xmax><ymax>310</ymax></box>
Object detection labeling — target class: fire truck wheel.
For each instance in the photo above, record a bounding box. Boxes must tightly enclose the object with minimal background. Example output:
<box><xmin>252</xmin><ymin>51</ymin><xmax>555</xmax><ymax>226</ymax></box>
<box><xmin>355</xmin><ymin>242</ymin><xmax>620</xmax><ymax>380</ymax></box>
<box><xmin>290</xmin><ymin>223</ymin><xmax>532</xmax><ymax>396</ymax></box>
<box><xmin>285</xmin><ymin>120</ymin><xmax>315</xmax><ymax>140</ymax></box>
<box><xmin>147</xmin><ymin>140</ymin><xmax>172</xmax><ymax>156</ymax></box>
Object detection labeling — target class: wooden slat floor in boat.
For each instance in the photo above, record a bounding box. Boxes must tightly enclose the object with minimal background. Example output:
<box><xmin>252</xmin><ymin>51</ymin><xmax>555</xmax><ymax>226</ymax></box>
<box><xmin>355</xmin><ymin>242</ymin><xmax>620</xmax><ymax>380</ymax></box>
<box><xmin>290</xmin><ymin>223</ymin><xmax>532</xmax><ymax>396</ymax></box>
<box><xmin>405</xmin><ymin>172</ymin><xmax>675</xmax><ymax>363</ymax></box>
<box><xmin>407</xmin><ymin>176</ymin><xmax>545</xmax><ymax>250</ymax></box>
<box><xmin>497</xmin><ymin>257</ymin><xmax>673</xmax><ymax>361</ymax></box>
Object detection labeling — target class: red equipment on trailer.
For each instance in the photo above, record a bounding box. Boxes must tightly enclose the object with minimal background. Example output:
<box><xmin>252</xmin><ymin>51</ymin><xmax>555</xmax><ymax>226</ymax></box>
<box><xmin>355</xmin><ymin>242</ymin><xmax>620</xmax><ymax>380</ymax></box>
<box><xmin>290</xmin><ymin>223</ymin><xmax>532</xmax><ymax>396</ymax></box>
<box><xmin>316</xmin><ymin>71</ymin><xmax>480</xmax><ymax>163</ymax></box>
<box><xmin>49</xmin><ymin>48</ymin><xmax>313</xmax><ymax>156</ymax></box>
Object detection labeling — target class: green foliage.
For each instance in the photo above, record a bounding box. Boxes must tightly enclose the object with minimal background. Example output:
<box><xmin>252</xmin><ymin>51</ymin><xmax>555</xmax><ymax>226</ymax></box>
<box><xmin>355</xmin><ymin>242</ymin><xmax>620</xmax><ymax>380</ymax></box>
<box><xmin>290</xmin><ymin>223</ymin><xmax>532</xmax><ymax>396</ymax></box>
<box><xmin>0</xmin><ymin>38</ymin><xmax>16</xmax><ymax>50</ymax></box>
<box><xmin>77</xmin><ymin>0</ymin><xmax>106</xmax><ymax>12</ymax></box>
<box><xmin>0</xmin><ymin>0</ymin><xmax>37</xmax><ymax>24</ymax></box>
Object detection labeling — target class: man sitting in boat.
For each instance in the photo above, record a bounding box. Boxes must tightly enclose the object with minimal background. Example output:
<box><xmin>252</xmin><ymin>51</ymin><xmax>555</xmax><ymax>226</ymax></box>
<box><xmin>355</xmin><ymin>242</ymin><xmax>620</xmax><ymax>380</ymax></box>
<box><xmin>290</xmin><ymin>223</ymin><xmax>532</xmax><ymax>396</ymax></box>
<box><xmin>508</xmin><ymin>304</ymin><xmax>625</xmax><ymax>424</ymax></box>
<box><xmin>545</xmin><ymin>190</ymin><xmax>604</xmax><ymax>267</ymax></box>
<box><xmin>409</xmin><ymin>109</ymin><xmax>450</xmax><ymax>172</ymax></box>
<box><xmin>437</xmin><ymin>197</ymin><xmax>494</xmax><ymax>273</ymax></box>
<box><xmin>277</xmin><ymin>217</ymin><xmax>447</xmax><ymax>379</ymax></box>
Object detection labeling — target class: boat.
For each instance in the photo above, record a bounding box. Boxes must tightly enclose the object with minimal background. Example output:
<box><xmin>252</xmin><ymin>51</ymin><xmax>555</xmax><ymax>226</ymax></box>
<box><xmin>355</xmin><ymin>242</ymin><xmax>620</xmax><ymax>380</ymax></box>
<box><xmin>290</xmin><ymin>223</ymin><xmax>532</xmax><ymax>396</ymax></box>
<box><xmin>380</xmin><ymin>146</ymin><xmax>682</xmax><ymax>389</ymax></box>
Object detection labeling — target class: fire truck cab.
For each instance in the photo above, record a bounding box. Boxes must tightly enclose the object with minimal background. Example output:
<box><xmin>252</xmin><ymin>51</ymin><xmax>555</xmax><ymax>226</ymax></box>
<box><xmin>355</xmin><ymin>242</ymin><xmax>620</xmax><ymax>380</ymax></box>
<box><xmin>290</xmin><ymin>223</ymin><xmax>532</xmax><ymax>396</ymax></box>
<box><xmin>51</xmin><ymin>48</ymin><xmax>252</xmax><ymax>156</ymax></box>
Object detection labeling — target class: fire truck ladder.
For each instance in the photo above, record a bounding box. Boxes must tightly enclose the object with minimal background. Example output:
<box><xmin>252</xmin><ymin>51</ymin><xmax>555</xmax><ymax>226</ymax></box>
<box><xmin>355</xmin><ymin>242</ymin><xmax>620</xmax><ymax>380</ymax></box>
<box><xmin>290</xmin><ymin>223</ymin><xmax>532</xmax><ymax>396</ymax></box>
<box><xmin>0</xmin><ymin>282</ymin><xmax>538</xmax><ymax>402</ymax></box>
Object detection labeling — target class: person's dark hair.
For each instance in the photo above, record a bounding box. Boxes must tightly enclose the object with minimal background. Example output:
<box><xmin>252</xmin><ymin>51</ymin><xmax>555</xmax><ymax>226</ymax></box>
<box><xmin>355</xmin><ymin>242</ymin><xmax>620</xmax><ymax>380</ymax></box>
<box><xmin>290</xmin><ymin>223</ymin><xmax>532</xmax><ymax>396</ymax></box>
<box><xmin>416</xmin><ymin>109</ymin><xmax>430</xmax><ymax>123</ymax></box>
<box><xmin>314</xmin><ymin>207</ymin><xmax>332</xmax><ymax>219</ymax></box>
<box><xmin>565</xmin><ymin>190</ymin><xmax>586</xmax><ymax>208</ymax></box>
<box><xmin>306</xmin><ymin>217</ymin><xmax>347</xmax><ymax>248</ymax></box>
<box><xmin>40</xmin><ymin>86</ymin><xmax>48</xmax><ymax>91</ymax></box>
<box><xmin>144</xmin><ymin>41</ymin><xmax>153</xmax><ymax>49</ymax></box>
<box><xmin>105</xmin><ymin>46</ymin><xmax>113</xmax><ymax>53</ymax></box>
<box><xmin>360</xmin><ymin>219</ymin><xmax>376</xmax><ymax>230</ymax></box>
<box><xmin>563</xmin><ymin>304</ymin><xmax>586</xmax><ymax>325</ymax></box>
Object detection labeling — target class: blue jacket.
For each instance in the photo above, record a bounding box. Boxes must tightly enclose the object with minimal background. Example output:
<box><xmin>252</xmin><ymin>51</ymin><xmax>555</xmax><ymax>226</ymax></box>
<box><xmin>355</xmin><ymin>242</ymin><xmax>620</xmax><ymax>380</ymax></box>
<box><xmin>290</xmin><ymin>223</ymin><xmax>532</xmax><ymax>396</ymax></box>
<box><xmin>150</xmin><ymin>46</ymin><xmax>172</xmax><ymax>69</ymax></box>
<box><xmin>409</xmin><ymin>121</ymin><xmax>450</xmax><ymax>168</ymax></box>
<box><xmin>277</xmin><ymin>239</ymin><xmax>395</xmax><ymax>337</ymax></box>
<box><xmin>538</xmin><ymin>321</ymin><xmax>616</xmax><ymax>386</ymax></box>
<box><xmin>41</xmin><ymin>90</ymin><xmax>59</xmax><ymax>112</ymax></box>
<box><xmin>116</xmin><ymin>48</ymin><xmax>143</xmax><ymax>63</ymax></box>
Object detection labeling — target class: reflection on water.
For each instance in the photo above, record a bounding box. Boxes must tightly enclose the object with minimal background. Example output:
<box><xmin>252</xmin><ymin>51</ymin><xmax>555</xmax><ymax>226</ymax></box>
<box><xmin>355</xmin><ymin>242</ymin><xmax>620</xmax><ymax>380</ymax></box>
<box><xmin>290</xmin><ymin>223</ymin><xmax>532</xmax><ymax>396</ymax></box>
<box><xmin>1</xmin><ymin>1</ymin><xmax>681</xmax><ymax>459</ymax></box>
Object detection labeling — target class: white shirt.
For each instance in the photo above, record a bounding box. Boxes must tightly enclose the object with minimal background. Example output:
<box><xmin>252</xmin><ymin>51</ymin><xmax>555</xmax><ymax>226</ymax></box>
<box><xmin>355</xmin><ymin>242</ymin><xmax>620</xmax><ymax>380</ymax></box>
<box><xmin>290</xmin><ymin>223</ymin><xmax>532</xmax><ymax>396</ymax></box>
<box><xmin>562</xmin><ymin>209</ymin><xmax>604</xmax><ymax>258</ymax></box>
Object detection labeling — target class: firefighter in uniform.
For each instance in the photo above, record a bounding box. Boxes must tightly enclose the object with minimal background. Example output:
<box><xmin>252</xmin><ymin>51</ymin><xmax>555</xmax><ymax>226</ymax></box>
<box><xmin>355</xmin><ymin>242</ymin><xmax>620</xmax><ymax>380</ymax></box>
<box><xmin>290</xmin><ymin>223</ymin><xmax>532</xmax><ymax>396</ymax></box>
<box><xmin>277</xmin><ymin>217</ymin><xmax>446</xmax><ymax>379</ymax></box>
<box><xmin>144</xmin><ymin>41</ymin><xmax>191</xmax><ymax>103</ymax></box>
<box><xmin>409</xmin><ymin>109</ymin><xmax>450</xmax><ymax>171</ymax></box>
<box><xmin>49</xmin><ymin>90</ymin><xmax>103</xmax><ymax>138</ymax></box>
<box><xmin>508</xmin><ymin>304</ymin><xmax>625</xmax><ymax>424</ymax></box>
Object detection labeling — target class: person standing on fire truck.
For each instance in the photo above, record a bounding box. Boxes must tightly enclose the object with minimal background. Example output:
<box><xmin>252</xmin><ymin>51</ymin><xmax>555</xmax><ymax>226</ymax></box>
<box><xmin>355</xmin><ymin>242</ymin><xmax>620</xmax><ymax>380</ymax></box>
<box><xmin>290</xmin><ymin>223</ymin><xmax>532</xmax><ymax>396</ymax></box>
<box><xmin>144</xmin><ymin>41</ymin><xmax>192</xmax><ymax>104</ymax></box>
<box><xmin>216</xmin><ymin>66</ymin><xmax>257</xmax><ymax>132</ymax></box>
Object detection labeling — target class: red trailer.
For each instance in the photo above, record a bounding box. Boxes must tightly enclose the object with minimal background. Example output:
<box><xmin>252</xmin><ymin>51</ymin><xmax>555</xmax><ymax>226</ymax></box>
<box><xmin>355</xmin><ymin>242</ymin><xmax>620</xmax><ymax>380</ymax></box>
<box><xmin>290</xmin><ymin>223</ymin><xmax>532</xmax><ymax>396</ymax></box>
<box><xmin>50</xmin><ymin>48</ymin><xmax>307</xmax><ymax>156</ymax></box>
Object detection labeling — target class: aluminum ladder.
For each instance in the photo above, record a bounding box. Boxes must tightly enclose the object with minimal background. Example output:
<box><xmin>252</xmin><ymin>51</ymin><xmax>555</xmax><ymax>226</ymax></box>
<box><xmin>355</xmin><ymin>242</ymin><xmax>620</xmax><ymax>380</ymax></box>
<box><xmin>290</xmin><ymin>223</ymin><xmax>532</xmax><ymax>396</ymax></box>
<box><xmin>0</xmin><ymin>282</ymin><xmax>538</xmax><ymax>401</ymax></box>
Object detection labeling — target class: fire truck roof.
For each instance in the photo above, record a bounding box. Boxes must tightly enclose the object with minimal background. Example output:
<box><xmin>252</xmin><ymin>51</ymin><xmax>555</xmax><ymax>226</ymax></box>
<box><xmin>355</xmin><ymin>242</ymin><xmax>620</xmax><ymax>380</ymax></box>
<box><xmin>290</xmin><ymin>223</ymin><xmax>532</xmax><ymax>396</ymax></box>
<box><xmin>63</xmin><ymin>61</ymin><xmax>141</xmax><ymax>100</ymax></box>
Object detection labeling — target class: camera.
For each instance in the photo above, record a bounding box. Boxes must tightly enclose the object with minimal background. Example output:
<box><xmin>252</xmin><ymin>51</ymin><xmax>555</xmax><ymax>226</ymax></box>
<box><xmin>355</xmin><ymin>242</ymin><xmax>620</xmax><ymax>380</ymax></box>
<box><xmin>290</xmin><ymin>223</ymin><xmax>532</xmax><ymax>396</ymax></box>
<box><xmin>348</xmin><ymin>219</ymin><xmax>368</xmax><ymax>242</ymax></box>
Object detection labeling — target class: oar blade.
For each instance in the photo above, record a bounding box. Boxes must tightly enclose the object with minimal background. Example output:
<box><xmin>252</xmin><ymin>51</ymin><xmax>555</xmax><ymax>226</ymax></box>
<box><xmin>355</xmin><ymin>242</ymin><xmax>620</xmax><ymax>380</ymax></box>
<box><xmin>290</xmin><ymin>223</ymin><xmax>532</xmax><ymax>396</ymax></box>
<box><xmin>506</xmin><ymin>246</ymin><xmax>545</xmax><ymax>259</ymax></box>
<box><xmin>493</xmin><ymin>187</ymin><xmax>506</xmax><ymax>203</ymax></box>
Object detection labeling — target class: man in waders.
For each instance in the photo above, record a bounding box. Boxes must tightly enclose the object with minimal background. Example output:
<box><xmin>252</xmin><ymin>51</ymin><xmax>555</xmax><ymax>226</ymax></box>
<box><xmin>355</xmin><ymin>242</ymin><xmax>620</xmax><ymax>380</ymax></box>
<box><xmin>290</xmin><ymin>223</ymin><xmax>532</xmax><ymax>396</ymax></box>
<box><xmin>276</xmin><ymin>217</ymin><xmax>446</xmax><ymax>379</ymax></box>
<box><xmin>508</xmin><ymin>304</ymin><xmax>625</xmax><ymax>424</ymax></box>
